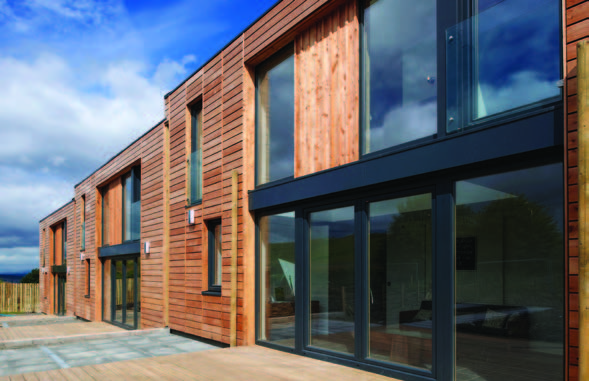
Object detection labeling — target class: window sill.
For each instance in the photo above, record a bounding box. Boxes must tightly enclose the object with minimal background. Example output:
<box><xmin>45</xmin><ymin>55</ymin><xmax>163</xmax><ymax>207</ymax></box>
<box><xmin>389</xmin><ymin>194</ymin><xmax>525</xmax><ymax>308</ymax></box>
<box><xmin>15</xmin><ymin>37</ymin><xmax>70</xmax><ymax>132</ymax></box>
<box><xmin>201</xmin><ymin>290</ymin><xmax>222</xmax><ymax>297</ymax></box>
<box><xmin>185</xmin><ymin>200</ymin><xmax>203</xmax><ymax>208</ymax></box>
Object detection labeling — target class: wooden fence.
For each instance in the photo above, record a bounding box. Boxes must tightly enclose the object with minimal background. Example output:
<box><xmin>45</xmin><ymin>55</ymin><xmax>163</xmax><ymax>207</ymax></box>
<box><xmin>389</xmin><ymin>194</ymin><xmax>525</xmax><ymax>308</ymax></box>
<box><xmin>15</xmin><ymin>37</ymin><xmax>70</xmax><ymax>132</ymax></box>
<box><xmin>0</xmin><ymin>283</ymin><xmax>40</xmax><ymax>313</ymax></box>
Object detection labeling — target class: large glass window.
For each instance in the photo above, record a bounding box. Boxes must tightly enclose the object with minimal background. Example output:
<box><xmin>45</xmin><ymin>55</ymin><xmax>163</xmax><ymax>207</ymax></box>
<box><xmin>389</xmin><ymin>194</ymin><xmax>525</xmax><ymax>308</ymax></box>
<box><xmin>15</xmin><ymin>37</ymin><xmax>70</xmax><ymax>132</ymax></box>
<box><xmin>455</xmin><ymin>164</ymin><xmax>563</xmax><ymax>380</ymax></box>
<box><xmin>362</xmin><ymin>0</ymin><xmax>437</xmax><ymax>154</ymax></box>
<box><xmin>447</xmin><ymin>0</ymin><xmax>561</xmax><ymax>132</ymax></box>
<box><xmin>256</xmin><ymin>46</ymin><xmax>295</xmax><ymax>185</ymax></box>
<box><xmin>368</xmin><ymin>194</ymin><xmax>432</xmax><ymax>370</ymax></box>
<box><xmin>190</xmin><ymin>103</ymin><xmax>203</xmax><ymax>203</ymax></box>
<box><xmin>259</xmin><ymin>211</ymin><xmax>296</xmax><ymax>347</ymax></box>
<box><xmin>309</xmin><ymin>206</ymin><xmax>355</xmax><ymax>355</ymax></box>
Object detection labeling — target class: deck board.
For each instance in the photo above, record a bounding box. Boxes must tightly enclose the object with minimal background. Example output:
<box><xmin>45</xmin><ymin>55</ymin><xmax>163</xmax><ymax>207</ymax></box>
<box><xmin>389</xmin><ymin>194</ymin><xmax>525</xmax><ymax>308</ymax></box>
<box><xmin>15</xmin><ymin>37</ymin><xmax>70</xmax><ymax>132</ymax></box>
<box><xmin>0</xmin><ymin>346</ymin><xmax>398</xmax><ymax>381</ymax></box>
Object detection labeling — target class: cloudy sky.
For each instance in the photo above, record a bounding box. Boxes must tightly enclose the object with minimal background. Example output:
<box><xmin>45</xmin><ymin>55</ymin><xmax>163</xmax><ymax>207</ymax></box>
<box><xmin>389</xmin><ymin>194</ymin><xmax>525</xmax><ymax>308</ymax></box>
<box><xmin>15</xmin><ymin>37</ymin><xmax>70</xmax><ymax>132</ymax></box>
<box><xmin>0</xmin><ymin>0</ymin><xmax>277</xmax><ymax>274</ymax></box>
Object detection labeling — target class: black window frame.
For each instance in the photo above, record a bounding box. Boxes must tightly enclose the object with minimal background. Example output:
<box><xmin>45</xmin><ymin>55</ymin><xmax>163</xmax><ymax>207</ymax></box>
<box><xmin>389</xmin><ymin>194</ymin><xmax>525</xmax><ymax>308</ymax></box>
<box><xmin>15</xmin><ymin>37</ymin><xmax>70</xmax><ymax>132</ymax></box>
<box><xmin>203</xmin><ymin>219</ymin><xmax>223</xmax><ymax>296</ymax></box>
<box><xmin>188</xmin><ymin>101</ymin><xmax>203</xmax><ymax>206</ymax></box>
<box><xmin>254</xmin><ymin>42</ymin><xmax>296</xmax><ymax>188</ymax></box>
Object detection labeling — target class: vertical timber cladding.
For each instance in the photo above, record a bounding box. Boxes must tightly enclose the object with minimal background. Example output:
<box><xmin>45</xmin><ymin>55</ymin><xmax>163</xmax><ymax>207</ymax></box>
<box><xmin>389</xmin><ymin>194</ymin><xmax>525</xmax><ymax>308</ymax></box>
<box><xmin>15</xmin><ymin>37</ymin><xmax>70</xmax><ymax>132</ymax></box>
<box><xmin>71</xmin><ymin>121</ymin><xmax>166</xmax><ymax>327</ymax></box>
<box><xmin>38</xmin><ymin>201</ymin><xmax>74</xmax><ymax>316</ymax></box>
<box><xmin>294</xmin><ymin>0</ymin><xmax>359</xmax><ymax>176</ymax></box>
<box><xmin>165</xmin><ymin>34</ymin><xmax>247</xmax><ymax>345</ymax></box>
<box><xmin>567</xmin><ymin>1</ymin><xmax>589</xmax><ymax>380</ymax></box>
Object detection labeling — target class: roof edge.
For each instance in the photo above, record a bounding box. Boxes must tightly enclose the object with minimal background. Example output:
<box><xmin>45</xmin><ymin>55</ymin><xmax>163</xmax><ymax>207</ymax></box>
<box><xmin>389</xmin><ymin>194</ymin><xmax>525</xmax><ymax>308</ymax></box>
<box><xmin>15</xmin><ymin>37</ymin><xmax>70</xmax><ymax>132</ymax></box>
<box><xmin>39</xmin><ymin>198</ymin><xmax>75</xmax><ymax>223</ymax></box>
<box><xmin>164</xmin><ymin>0</ymin><xmax>283</xmax><ymax>100</ymax></box>
<box><xmin>74</xmin><ymin>118</ymin><xmax>166</xmax><ymax>189</ymax></box>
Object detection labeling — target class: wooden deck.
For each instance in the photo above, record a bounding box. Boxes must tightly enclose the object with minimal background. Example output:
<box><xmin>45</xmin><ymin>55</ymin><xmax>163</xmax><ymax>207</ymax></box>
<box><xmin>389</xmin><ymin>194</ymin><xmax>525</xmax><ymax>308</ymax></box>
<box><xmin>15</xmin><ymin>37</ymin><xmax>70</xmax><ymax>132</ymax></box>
<box><xmin>0</xmin><ymin>345</ymin><xmax>399</xmax><ymax>381</ymax></box>
<box><xmin>0</xmin><ymin>322</ymin><xmax>124</xmax><ymax>341</ymax></box>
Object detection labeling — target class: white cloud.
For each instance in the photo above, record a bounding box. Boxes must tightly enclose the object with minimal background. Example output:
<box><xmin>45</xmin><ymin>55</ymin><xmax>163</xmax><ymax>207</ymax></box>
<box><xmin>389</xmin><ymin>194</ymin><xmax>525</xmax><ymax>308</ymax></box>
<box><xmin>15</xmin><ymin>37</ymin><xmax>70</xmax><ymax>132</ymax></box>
<box><xmin>0</xmin><ymin>246</ymin><xmax>39</xmax><ymax>273</ymax></box>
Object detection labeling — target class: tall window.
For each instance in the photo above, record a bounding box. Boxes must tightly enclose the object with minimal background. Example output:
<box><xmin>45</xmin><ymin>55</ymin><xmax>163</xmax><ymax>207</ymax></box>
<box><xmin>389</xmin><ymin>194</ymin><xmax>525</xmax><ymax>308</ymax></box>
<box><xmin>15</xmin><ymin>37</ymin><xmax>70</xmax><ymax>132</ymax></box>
<box><xmin>362</xmin><ymin>0</ymin><xmax>437</xmax><ymax>154</ymax></box>
<box><xmin>85</xmin><ymin>259</ymin><xmax>90</xmax><ymax>297</ymax></box>
<box><xmin>81</xmin><ymin>195</ymin><xmax>86</xmax><ymax>251</ymax></box>
<box><xmin>123</xmin><ymin>166</ymin><xmax>141</xmax><ymax>242</ymax></box>
<box><xmin>446</xmin><ymin>0</ymin><xmax>561</xmax><ymax>132</ymax></box>
<box><xmin>455</xmin><ymin>164</ymin><xmax>563</xmax><ymax>380</ymax></box>
<box><xmin>207</xmin><ymin>219</ymin><xmax>223</xmax><ymax>294</ymax></box>
<box><xmin>190</xmin><ymin>103</ymin><xmax>203</xmax><ymax>203</ymax></box>
<box><xmin>256</xmin><ymin>45</ymin><xmax>295</xmax><ymax>185</ymax></box>
<box><xmin>258</xmin><ymin>211</ymin><xmax>296</xmax><ymax>347</ymax></box>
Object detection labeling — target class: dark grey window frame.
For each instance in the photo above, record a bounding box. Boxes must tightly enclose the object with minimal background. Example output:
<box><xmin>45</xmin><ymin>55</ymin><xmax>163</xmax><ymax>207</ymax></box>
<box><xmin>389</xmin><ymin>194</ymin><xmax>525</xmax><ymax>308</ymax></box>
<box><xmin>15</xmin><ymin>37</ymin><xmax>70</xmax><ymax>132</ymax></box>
<box><xmin>84</xmin><ymin>258</ymin><xmax>90</xmax><ymax>298</ymax></box>
<box><xmin>358</xmin><ymin>0</ymin><xmax>563</xmax><ymax>160</ymax></box>
<box><xmin>254</xmin><ymin>152</ymin><xmax>564</xmax><ymax>381</ymax></box>
<box><xmin>101</xmin><ymin>254</ymin><xmax>139</xmax><ymax>330</ymax></box>
<box><xmin>203</xmin><ymin>219</ymin><xmax>223</xmax><ymax>296</ymax></box>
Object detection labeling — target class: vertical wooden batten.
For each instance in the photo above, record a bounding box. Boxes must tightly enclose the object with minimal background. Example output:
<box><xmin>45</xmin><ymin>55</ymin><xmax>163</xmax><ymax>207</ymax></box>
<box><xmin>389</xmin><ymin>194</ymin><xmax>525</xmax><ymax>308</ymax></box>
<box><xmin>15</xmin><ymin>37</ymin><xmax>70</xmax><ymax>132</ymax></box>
<box><xmin>230</xmin><ymin>169</ymin><xmax>238</xmax><ymax>347</ymax></box>
<box><xmin>578</xmin><ymin>40</ymin><xmax>589</xmax><ymax>381</ymax></box>
<box><xmin>163</xmin><ymin>122</ymin><xmax>171</xmax><ymax>327</ymax></box>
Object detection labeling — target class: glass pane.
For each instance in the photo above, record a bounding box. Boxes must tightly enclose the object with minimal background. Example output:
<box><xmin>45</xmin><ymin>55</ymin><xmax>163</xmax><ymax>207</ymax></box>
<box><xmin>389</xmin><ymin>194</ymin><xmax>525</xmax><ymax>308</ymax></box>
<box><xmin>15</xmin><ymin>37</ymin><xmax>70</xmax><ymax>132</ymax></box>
<box><xmin>447</xmin><ymin>0</ymin><xmax>560</xmax><ymax>132</ymax></box>
<box><xmin>363</xmin><ymin>0</ymin><xmax>437</xmax><ymax>154</ymax></box>
<box><xmin>125</xmin><ymin>260</ymin><xmax>135</xmax><ymax>327</ymax></box>
<box><xmin>123</xmin><ymin>172</ymin><xmax>132</xmax><ymax>241</ymax></box>
<box><xmin>455</xmin><ymin>164</ymin><xmax>564</xmax><ymax>381</ymax></box>
<box><xmin>259</xmin><ymin>212</ymin><xmax>296</xmax><ymax>347</ymax></box>
<box><xmin>114</xmin><ymin>261</ymin><xmax>123</xmax><ymax>324</ymax></box>
<box><xmin>309</xmin><ymin>206</ymin><xmax>355</xmax><ymax>355</ymax></box>
<box><xmin>256</xmin><ymin>47</ymin><xmax>295</xmax><ymax>184</ymax></box>
<box><xmin>131</xmin><ymin>168</ymin><xmax>141</xmax><ymax>241</ymax></box>
<box><xmin>368</xmin><ymin>194</ymin><xmax>432</xmax><ymax>370</ymax></box>
<box><xmin>136</xmin><ymin>258</ymin><xmax>141</xmax><ymax>328</ymax></box>
<box><xmin>191</xmin><ymin>105</ymin><xmax>203</xmax><ymax>202</ymax></box>
<box><xmin>214</xmin><ymin>223</ymin><xmax>222</xmax><ymax>286</ymax></box>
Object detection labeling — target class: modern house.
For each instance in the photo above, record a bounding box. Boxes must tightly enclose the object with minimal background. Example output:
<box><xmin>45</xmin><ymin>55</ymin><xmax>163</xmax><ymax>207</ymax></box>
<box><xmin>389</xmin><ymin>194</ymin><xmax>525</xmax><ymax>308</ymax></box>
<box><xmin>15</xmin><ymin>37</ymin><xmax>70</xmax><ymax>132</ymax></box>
<box><xmin>38</xmin><ymin>0</ymin><xmax>586</xmax><ymax>379</ymax></box>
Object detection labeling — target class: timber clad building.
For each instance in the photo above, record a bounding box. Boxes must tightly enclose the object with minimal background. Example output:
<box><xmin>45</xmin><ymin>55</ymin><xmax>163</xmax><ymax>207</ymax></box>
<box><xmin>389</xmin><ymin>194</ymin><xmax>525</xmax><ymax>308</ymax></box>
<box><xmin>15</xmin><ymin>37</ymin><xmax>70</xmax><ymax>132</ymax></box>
<box><xmin>37</xmin><ymin>0</ymin><xmax>586</xmax><ymax>379</ymax></box>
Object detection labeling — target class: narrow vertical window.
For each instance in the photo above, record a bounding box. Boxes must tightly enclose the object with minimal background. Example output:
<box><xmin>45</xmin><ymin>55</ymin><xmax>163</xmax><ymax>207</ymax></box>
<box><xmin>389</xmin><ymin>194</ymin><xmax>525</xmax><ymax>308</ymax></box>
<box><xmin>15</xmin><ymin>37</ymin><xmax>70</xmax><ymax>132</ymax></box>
<box><xmin>81</xmin><ymin>195</ymin><xmax>86</xmax><ymax>251</ymax></box>
<box><xmin>258</xmin><ymin>211</ymin><xmax>296</xmax><ymax>347</ymax></box>
<box><xmin>123</xmin><ymin>167</ymin><xmax>141</xmax><ymax>241</ymax></box>
<box><xmin>256</xmin><ymin>45</ymin><xmax>295</xmax><ymax>185</ymax></box>
<box><xmin>85</xmin><ymin>259</ymin><xmax>90</xmax><ymax>297</ymax></box>
<box><xmin>190</xmin><ymin>103</ymin><xmax>203</xmax><ymax>203</ymax></box>
<box><xmin>62</xmin><ymin>220</ymin><xmax>67</xmax><ymax>265</ymax></box>
<box><xmin>362</xmin><ymin>0</ymin><xmax>437</xmax><ymax>154</ymax></box>
<box><xmin>207</xmin><ymin>219</ymin><xmax>222</xmax><ymax>294</ymax></box>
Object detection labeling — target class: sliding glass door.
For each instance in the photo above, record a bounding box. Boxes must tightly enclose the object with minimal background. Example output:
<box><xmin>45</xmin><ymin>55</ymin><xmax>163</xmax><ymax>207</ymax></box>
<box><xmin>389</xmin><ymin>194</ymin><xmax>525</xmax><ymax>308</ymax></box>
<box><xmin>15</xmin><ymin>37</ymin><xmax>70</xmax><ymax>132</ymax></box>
<box><xmin>256</xmin><ymin>162</ymin><xmax>563</xmax><ymax>380</ymax></box>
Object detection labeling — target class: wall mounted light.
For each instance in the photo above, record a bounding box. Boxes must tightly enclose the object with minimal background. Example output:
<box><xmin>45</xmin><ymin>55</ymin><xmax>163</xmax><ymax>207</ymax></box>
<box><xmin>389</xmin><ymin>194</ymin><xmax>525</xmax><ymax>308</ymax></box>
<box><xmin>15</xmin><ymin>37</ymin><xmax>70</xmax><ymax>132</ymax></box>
<box><xmin>144</xmin><ymin>241</ymin><xmax>150</xmax><ymax>255</ymax></box>
<box><xmin>188</xmin><ymin>209</ymin><xmax>195</xmax><ymax>225</ymax></box>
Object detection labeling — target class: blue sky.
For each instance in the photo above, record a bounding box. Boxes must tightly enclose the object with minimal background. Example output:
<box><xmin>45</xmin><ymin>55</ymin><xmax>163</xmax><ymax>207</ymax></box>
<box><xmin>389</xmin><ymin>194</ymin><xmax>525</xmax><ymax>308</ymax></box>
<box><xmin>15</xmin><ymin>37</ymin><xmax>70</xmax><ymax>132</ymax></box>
<box><xmin>0</xmin><ymin>0</ymin><xmax>277</xmax><ymax>273</ymax></box>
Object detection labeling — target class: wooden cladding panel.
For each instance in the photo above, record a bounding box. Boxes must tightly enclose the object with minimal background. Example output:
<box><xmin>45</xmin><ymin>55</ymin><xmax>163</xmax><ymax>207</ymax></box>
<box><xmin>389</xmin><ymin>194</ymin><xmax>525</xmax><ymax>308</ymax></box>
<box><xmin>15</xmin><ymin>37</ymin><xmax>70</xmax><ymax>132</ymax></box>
<box><xmin>39</xmin><ymin>201</ymin><xmax>74</xmax><ymax>316</ymax></box>
<box><xmin>566</xmin><ymin>2</ymin><xmax>589</xmax><ymax>380</ymax></box>
<box><xmin>294</xmin><ymin>0</ymin><xmax>359</xmax><ymax>177</ymax></box>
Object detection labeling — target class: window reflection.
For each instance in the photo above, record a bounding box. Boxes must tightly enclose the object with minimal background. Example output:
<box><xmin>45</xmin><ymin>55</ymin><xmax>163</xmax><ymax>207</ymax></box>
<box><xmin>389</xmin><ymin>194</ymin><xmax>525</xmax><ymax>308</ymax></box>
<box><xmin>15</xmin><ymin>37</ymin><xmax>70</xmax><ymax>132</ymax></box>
<box><xmin>363</xmin><ymin>0</ymin><xmax>437</xmax><ymax>154</ymax></box>
<box><xmin>368</xmin><ymin>194</ymin><xmax>432</xmax><ymax>370</ymax></box>
<box><xmin>309</xmin><ymin>206</ymin><xmax>355</xmax><ymax>355</ymax></box>
<box><xmin>259</xmin><ymin>212</ymin><xmax>296</xmax><ymax>347</ymax></box>
<box><xmin>455</xmin><ymin>164</ymin><xmax>564</xmax><ymax>381</ymax></box>
<box><xmin>447</xmin><ymin>0</ymin><xmax>561</xmax><ymax>132</ymax></box>
<box><xmin>256</xmin><ymin>47</ymin><xmax>295</xmax><ymax>185</ymax></box>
